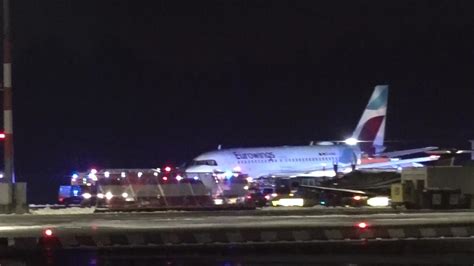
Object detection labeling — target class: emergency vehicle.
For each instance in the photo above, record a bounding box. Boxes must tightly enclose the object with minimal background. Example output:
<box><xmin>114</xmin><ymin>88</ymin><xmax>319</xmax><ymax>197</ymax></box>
<box><xmin>60</xmin><ymin>167</ymin><xmax>214</xmax><ymax>209</ymax></box>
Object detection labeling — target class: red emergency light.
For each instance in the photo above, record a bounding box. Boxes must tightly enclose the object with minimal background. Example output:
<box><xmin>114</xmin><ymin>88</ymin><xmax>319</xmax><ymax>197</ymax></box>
<box><xmin>357</xmin><ymin>222</ymin><xmax>368</xmax><ymax>229</ymax></box>
<box><xmin>164</xmin><ymin>166</ymin><xmax>172</xmax><ymax>172</ymax></box>
<box><xmin>0</xmin><ymin>133</ymin><xmax>5</xmax><ymax>139</ymax></box>
<box><xmin>43</xmin><ymin>228</ymin><xmax>54</xmax><ymax>237</ymax></box>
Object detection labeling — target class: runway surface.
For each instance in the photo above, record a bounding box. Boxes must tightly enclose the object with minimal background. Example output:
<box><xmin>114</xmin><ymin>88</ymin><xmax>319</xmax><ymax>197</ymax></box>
<box><xmin>0</xmin><ymin>207</ymin><xmax>472</xmax><ymax>236</ymax></box>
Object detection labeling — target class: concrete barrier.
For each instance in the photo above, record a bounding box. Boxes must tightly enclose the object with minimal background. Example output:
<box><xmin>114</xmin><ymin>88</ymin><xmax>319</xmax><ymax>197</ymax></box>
<box><xmin>0</xmin><ymin>183</ymin><xmax>28</xmax><ymax>214</ymax></box>
<box><xmin>0</xmin><ymin>223</ymin><xmax>472</xmax><ymax>251</ymax></box>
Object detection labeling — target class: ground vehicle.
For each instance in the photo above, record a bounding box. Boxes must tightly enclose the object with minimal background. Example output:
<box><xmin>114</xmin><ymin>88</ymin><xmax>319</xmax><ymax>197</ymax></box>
<box><xmin>62</xmin><ymin>168</ymin><xmax>216</xmax><ymax>209</ymax></box>
<box><xmin>96</xmin><ymin>172</ymin><xmax>213</xmax><ymax>208</ymax></box>
<box><xmin>391</xmin><ymin>166</ymin><xmax>474</xmax><ymax>209</ymax></box>
<box><xmin>210</xmin><ymin>175</ymin><xmax>256</xmax><ymax>207</ymax></box>
<box><xmin>268</xmin><ymin>176</ymin><xmax>373</xmax><ymax>207</ymax></box>
<box><xmin>58</xmin><ymin>185</ymin><xmax>84</xmax><ymax>206</ymax></box>
<box><xmin>245</xmin><ymin>190</ymin><xmax>267</xmax><ymax>207</ymax></box>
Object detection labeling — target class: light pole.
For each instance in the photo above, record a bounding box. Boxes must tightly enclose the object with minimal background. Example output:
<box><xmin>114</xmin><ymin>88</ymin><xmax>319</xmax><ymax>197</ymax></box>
<box><xmin>3</xmin><ymin>0</ymin><xmax>14</xmax><ymax>184</ymax></box>
<box><xmin>1</xmin><ymin>0</ymin><xmax>26</xmax><ymax>214</ymax></box>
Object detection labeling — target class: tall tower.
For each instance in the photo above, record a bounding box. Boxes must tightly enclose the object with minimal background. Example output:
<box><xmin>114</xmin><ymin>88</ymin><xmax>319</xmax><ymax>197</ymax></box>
<box><xmin>3</xmin><ymin>0</ymin><xmax>14</xmax><ymax>184</ymax></box>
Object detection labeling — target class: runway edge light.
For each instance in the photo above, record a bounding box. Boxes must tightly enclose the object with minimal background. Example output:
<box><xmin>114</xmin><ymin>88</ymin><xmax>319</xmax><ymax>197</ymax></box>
<box><xmin>357</xmin><ymin>222</ymin><xmax>368</xmax><ymax>229</ymax></box>
<box><xmin>43</xmin><ymin>229</ymin><xmax>54</xmax><ymax>237</ymax></box>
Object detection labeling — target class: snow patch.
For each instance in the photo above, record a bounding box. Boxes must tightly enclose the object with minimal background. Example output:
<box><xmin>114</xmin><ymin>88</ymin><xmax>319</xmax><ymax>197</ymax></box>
<box><xmin>30</xmin><ymin>206</ymin><xmax>95</xmax><ymax>215</ymax></box>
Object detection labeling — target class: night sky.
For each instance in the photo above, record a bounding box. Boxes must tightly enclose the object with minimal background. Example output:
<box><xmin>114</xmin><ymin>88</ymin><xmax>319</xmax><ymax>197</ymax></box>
<box><xmin>4</xmin><ymin>1</ymin><xmax>474</xmax><ymax>202</ymax></box>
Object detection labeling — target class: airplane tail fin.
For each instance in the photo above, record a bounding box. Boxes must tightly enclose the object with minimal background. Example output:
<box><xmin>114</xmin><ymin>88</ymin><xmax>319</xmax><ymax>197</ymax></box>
<box><xmin>351</xmin><ymin>85</ymin><xmax>388</xmax><ymax>155</ymax></box>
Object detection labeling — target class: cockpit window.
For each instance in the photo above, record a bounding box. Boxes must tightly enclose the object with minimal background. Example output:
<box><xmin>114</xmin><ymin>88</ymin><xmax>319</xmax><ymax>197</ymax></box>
<box><xmin>192</xmin><ymin>160</ymin><xmax>218</xmax><ymax>166</ymax></box>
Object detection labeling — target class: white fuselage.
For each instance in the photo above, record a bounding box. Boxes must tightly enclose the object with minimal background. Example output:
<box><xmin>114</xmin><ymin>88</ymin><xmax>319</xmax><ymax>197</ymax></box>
<box><xmin>185</xmin><ymin>145</ymin><xmax>360</xmax><ymax>179</ymax></box>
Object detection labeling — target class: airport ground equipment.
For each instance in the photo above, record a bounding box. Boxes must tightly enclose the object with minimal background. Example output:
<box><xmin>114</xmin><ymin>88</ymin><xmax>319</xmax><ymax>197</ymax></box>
<box><xmin>267</xmin><ymin>173</ymin><xmax>396</xmax><ymax>207</ymax></box>
<box><xmin>60</xmin><ymin>168</ymin><xmax>213</xmax><ymax>209</ymax></box>
<box><xmin>391</xmin><ymin>166</ymin><xmax>474</xmax><ymax>209</ymax></box>
<box><xmin>59</xmin><ymin>168</ymin><xmax>255</xmax><ymax>211</ymax></box>
<box><xmin>183</xmin><ymin>171</ymin><xmax>254</xmax><ymax>206</ymax></box>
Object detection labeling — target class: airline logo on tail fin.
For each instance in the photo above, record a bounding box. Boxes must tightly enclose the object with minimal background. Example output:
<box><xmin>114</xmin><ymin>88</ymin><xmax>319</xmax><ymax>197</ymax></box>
<box><xmin>352</xmin><ymin>85</ymin><xmax>388</xmax><ymax>154</ymax></box>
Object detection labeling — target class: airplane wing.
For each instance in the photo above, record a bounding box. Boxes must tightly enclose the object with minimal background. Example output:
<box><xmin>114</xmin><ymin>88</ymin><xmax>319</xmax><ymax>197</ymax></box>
<box><xmin>356</xmin><ymin>155</ymin><xmax>440</xmax><ymax>169</ymax></box>
<box><xmin>267</xmin><ymin>155</ymin><xmax>439</xmax><ymax>177</ymax></box>
<box><xmin>376</xmin><ymin>146</ymin><xmax>438</xmax><ymax>157</ymax></box>
<box><xmin>299</xmin><ymin>185</ymin><xmax>367</xmax><ymax>195</ymax></box>
<box><xmin>267</xmin><ymin>164</ymin><xmax>335</xmax><ymax>177</ymax></box>
<box><xmin>266</xmin><ymin>169</ymin><xmax>326</xmax><ymax>177</ymax></box>
<box><xmin>426</xmin><ymin>149</ymin><xmax>474</xmax><ymax>155</ymax></box>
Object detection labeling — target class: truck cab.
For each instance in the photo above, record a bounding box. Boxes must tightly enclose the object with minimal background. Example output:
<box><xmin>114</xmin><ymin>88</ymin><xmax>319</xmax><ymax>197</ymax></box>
<box><xmin>58</xmin><ymin>185</ymin><xmax>84</xmax><ymax>206</ymax></box>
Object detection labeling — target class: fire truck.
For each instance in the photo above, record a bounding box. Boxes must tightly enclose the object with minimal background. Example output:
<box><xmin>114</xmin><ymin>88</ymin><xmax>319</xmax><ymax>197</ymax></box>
<box><xmin>60</xmin><ymin>167</ymin><xmax>215</xmax><ymax>209</ymax></box>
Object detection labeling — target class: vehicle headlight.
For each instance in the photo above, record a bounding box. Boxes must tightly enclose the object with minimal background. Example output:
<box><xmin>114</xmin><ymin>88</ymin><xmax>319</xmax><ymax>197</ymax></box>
<box><xmin>278</xmin><ymin>198</ymin><xmax>304</xmax><ymax>207</ymax></box>
<box><xmin>97</xmin><ymin>193</ymin><xmax>104</xmax><ymax>199</ymax></box>
<box><xmin>213</xmin><ymin>198</ymin><xmax>224</xmax><ymax>205</ymax></box>
<box><xmin>82</xmin><ymin>193</ymin><xmax>92</xmax><ymax>199</ymax></box>
<box><xmin>105</xmin><ymin>192</ymin><xmax>113</xmax><ymax>200</ymax></box>
<box><xmin>367</xmin><ymin>196</ymin><xmax>390</xmax><ymax>207</ymax></box>
<box><xmin>121</xmin><ymin>192</ymin><xmax>128</xmax><ymax>198</ymax></box>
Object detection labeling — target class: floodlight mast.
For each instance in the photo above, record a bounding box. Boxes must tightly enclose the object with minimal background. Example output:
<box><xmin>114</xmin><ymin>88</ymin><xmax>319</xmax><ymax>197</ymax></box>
<box><xmin>3</xmin><ymin>0</ymin><xmax>14</xmax><ymax>184</ymax></box>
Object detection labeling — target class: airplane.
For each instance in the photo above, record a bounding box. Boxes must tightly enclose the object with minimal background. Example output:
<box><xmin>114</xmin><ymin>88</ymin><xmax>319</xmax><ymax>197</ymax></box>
<box><xmin>185</xmin><ymin>85</ymin><xmax>439</xmax><ymax>180</ymax></box>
